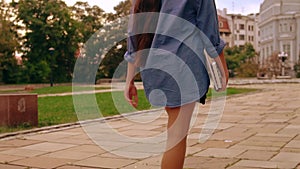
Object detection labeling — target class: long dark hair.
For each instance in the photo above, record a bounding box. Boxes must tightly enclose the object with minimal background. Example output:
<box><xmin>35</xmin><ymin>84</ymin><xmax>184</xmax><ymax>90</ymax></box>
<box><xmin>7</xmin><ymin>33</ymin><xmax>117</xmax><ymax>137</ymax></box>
<box><xmin>132</xmin><ymin>0</ymin><xmax>160</xmax><ymax>66</ymax></box>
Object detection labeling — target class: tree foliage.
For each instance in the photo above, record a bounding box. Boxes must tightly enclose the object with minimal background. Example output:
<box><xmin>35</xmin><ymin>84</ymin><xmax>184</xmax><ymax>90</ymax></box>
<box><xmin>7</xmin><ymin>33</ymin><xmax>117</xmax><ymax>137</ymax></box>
<box><xmin>15</xmin><ymin>0</ymin><xmax>81</xmax><ymax>83</ymax></box>
<box><xmin>70</xmin><ymin>1</ymin><xmax>104</xmax><ymax>42</ymax></box>
<box><xmin>0</xmin><ymin>0</ymin><xmax>20</xmax><ymax>83</ymax></box>
<box><xmin>96</xmin><ymin>0</ymin><xmax>132</xmax><ymax>80</ymax></box>
<box><xmin>224</xmin><ymin>43</ymin><xmax>258</xmax><ymax>77</ymax></box>
<box><xmin>0</xmin><ymin>0</ymin><xmax>135</xmax><ymax>84</ymax></box>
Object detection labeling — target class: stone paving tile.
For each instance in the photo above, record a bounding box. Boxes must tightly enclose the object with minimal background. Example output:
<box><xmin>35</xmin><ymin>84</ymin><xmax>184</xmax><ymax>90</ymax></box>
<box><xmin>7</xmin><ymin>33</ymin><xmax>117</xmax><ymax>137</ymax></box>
<box><xmin>41</xmin><ymin>149</ymin><xmax>99</xmax><ymax>160</ymax></box>
<box><xmin>285</xmin><ymin>140</ymin><xmax>300</xmax><ymax>149</ymax></box>
<box><xmin>278</xmin><ymin>125</ymin><xmax>300</xmax><ymax>135</ymax></box>
<box><xmin>246</xmin><ymin>135</ymin><xmax>293</xmax><ymax>142</ymax></box>
<box><xmin>118</xmin><ymin>124</ymin><xmax>163</xmax><ymax>131</ymax></box>
<box><xmin>289</xmin><ymin>117</ymin><xmax>300</xmax><ymax>125</ymax></box>
<box><xmin>230</xmin><ymin>144</ymin><xmax>281</xmax><ymax>152</ymax></box>
<box><xmin>184</xmin><ymin>156</ymin><xmax>239</xmax><ymax>169</ymax></box>
<box><xmin>233</xmin><ymin>159</ymin><xmax>299</xmax><ymax>169</ymax></box>
<box><xmin>122</xmin><ymin>156</ymin><xmax>162</xmax><ymax>169</ymax></box>
<box><xmin>295</xmin><ymin>135</ymin><xmax>300</xmax><ymax>140</ymax></box>
<box><xmin>24</xmin><ymin>131</ymin><xmax>81</xmax><ymax>141</ymax></box>
<box><xmin>105</xmin><ymin>150</ymin><xmax>155</xmax><ymax>159</ymax></box>
<box><xmin>0</xmin><ymin>154</ymin><xmax>25</xmax><ymax>163</ymax></box>
<box><xmin>192</xmin><ymin>140</ymin><xmax>236</xmax><ymax>149</ymax></box>
<box><xmin>51</xmin><ymin>137</ymin><xmax>94</xmax><ymax>145</ymax></box>
<box><xmin>193</xmin><ymin>122</ymin><xmax>236</xmax><ymax>130</ymax></box>
<box><xmin>73</xmin><ymin>156</ymin><xmax>137</xmax><ymax>168</ymax></box>
<box><xmin>11</xmin><ymin>156</ymin><xmax>75</xmax><ymax>169</ymax></box>
<box><xmin>238</xmin><ymin>150</ymin><xmax>278</xmax><ymax>161</ymax></box>
<box><xmin>90</xmin><ymin>140</ymin><xmax>136</xmax><ymax>152</ymax></box>
<box><xmin>281</xmin><ymin>147</ymin><xmax>300</xmax><ymax>153</ymax></box>
<box><xmin>105</xmin><ymin>120</ymin><xmax>133</xmax><ymax>129</ymax></box>
<box><xmin>219</xmin><ymin>115</ymin><xmax>245</xmax><ymax>123</ymax></box>
<box><xmin>114</xmin><ymin>143</ymin><xmax>164</xmax><ymax>158</ymax></box>
<box><xmin>0</xmin><ymin>139</ymin><xmax>43</xmax><ymax>148</ymax></box>
<box><xmin>247</xmin><ymin>124</ymin><xmax>287</xmax><ymax>134</ymax></box>
<box><xmin>255</xmin><ymin>133</ymin><xmax>298</xmax><ymax>139</ymax></box>
<box><xmin>63</xmin><ymin>144</ymin><xmax>106</xmax><ymax>154</ymax></box>
<box><xmin>227</xmin><ymin>166</ymin><xmax>265</xmax><ymax>169</ymax></box>
<box><xmin>57</xmin><ymin>165</ymin><xmax>102</xmax><ymax>169</ymax></box>
<box><xmin>209</xmin><ymin>129</ymin><xmax>255</xmax><ymax>142</ymax></box>
<box><xmin>0</xmin><ymin>164</ymin><xmax>27</xmax><ymax>169</ymax></box>
<box><xmin>194</xmin><ymin>148</ymin><xmax>245</xmax><ymax>158</ymax></box>
<box><xmin>0</xmin><ymin>148</ymin><xmax>47</xmax><ymax>157</ymax></box>
<box><xmin>122</xmin><ymin>163</ymin><xmax>160</xmax><ymax>169</ymax></box>
<box><xmin>186</xmin><ymin>146</ymin><xmax>203</xmax><ymax>156</ymax></box>
<box><xmin>20</xmin><ymin>142</ymin><xmax>77</xmax><ymax>152</ymax></box>
<box><xmin>62</xmin><ymin>134</ymin><xmax>91</xmax><ymax>140</ymax></box>
<box><xmin>119</xmin><ymin>129</ymin><xmax>162</xmax><ymax>137</ymax></box>
<box><xmin>238</xmin><ymin>139</ymin><xmax>287</xmax><ymax>148</ymax></box>
<box><xmin>271</xmin><ymin>152</ymin><xmax>300</xmax><ymax>162</ymax></box>
<box><xmin>0</xmin><ymin>147</ymin><xmax>10</xmax><ymax>152</ymax></box>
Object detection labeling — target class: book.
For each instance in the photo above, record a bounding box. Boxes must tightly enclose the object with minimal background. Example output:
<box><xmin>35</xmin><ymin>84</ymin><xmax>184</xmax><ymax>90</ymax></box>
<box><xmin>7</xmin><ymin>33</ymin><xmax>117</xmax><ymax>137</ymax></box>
<box><xmin>204</xmin><ymin>50</ymin><xmax>223</xmax><ymax>91</ymax></box>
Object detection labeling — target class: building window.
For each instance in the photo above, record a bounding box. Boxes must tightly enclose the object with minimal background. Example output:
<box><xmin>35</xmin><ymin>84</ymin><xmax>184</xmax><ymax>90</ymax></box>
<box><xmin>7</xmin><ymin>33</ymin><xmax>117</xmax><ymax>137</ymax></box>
<box><xmin>239</xmin><ymin>24</ymin><xmax>245</xmax><ymax>30</ymax></box>
<box><xmin>281</xmin><ymin>23</ymin><xmax>289</xmax><ymax>32</ymax></box>
<box><xmin>248</xmin><ymin>25</ymin><xmax>254</xmax><ymax>31</ymax></box>
<box><xmin>290</xmin><ymin>25</ymin><xmax>293</xmax><ymax>32</ymax></box>
<box><xmin>239</xmin><ymin>35</ymin><xmax>245</xmax><ymax>40</ymax></box>
<box><xmin>283</xmin><ymin>43</ymin><xmax>291</xmax><ymax>57</ymax></box>
<box><xmin>271</xmin><ymin>46</ymin><xmax>273</xmax><ymax>54</ymax></box>
<box><xmin>248</xmin><ymin>36</ymin><xmax>254</xmax><ymax>42</ymax></box>
<box><xmin>219</xmin><ymin>22</ymin><xmax>223</xmax><ymax>28</ymax></box>
<box><xmin>235</xmin><ymin>35</ymin><xmax>237</xmax><ymax>40</ymax></box>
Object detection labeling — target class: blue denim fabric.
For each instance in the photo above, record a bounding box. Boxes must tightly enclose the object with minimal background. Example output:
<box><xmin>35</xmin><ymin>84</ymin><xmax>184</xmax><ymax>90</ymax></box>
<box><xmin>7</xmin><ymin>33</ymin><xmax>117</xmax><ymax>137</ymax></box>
<box><xmin>125</xmin><ymin>0</ymin><xmax>225</xmax><ymax>107</ymax></box>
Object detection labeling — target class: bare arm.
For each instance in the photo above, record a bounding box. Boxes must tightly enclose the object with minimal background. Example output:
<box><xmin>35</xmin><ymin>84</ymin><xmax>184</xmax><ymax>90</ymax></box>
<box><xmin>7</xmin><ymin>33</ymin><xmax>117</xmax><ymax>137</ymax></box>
<box><xmin>124</xmin><ymin>62</ymin><xmax>138</xmax><ymax>108</ymax></box>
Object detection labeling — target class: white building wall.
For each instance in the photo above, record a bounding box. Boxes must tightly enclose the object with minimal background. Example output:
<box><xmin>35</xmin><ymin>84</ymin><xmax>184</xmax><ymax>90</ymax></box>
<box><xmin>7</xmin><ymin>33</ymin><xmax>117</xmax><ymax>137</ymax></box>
<box><xmin>259</xmin><ymin>0</ymin><xmax>300</xmax><ymax>74</ymax></box>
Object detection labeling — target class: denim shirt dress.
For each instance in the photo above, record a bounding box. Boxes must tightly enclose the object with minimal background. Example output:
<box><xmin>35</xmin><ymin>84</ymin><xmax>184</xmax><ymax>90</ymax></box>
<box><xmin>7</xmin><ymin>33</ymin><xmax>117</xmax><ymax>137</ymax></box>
<box><xmin>125</xmin><ymin>0</ymin><xmax>226</xmax><ymax>108</ymax></box>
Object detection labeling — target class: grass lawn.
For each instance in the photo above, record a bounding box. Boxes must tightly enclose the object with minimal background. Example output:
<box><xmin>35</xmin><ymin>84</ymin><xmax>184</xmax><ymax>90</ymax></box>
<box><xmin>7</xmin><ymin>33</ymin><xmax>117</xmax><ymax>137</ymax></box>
<box><xmin>0</xmin><ymin>85</ymin><xmax>110</xmax><ymax>95</ymax></box>
<box><xmin>0</xmin><ymin>87</ymin><xmax>257</xmax><ymax>134</ymax></box>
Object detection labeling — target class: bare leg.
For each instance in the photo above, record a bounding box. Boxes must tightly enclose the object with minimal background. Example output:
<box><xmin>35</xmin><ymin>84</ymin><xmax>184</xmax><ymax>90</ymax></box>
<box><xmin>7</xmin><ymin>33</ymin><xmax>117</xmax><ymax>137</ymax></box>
<box><xmin>161</xmin><ymin>102</ymin><xmax>196</xmax><ymax>169</ymax></box>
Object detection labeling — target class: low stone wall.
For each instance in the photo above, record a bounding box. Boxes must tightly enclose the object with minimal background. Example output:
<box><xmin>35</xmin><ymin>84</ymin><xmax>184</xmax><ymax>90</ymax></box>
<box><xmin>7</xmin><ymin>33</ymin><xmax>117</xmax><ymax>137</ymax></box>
<box><xmin>0</xmin><ymin>94</ymin><xmax>38</xmax><ymax>127</ymax></box>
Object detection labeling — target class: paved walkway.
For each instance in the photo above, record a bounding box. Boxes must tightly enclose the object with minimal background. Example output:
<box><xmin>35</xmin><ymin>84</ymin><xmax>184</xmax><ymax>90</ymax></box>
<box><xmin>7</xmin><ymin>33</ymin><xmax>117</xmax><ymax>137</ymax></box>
<box><xmin>0</xmin><ymin>83</ymin><xmax>300</xmax><ymax>169</ymax></box>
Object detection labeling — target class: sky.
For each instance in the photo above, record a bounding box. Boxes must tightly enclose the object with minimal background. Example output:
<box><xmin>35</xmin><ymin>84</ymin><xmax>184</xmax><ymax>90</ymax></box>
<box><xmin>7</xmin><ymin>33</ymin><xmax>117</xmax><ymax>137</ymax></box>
<box><xmin>62</xmin><ymin>0</ymin><xmax>265</xmax><ymax>15</ymax></box>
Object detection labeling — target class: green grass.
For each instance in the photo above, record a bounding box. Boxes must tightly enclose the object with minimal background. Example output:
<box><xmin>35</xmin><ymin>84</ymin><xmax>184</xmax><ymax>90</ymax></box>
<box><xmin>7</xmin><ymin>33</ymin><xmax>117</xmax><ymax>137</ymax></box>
<box><xmin>0</xmin><ymin>87</ymin><xmax>256</xmax><ymax>134</ymax></box>
<box><xmin>37</xmin><ymin>90</ymin><xmax>151</xmax><ymax>127</ymax></box>
<box><xmin>31</xmin><ymin>86</ymin><xmax>110</xmax><ymax>95</ymax></box>
<box><xmin>0</xmin><ymin>85</ymin><xmax>110</xmax><ymax>95</ymax></box>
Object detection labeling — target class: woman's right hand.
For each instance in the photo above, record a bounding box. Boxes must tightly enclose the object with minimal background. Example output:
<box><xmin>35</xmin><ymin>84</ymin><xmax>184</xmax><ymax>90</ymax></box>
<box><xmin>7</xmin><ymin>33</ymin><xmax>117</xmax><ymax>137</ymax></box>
<box><xmin>124</xmin><ymin>81</ymin><xmax>139</xmax><ymax>108</ymax></box>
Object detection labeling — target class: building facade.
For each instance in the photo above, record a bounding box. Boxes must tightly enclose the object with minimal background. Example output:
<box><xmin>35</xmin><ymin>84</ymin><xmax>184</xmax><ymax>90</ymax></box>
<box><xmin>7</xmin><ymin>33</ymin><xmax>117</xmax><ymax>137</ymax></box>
<box><xmin>228</xmin><ymin>14</ymin><xmax>257</xmax><ymax>49</ymax></box>
<box><xmin>259</xmin><ymin>0</ymin><xmax>300</xmax><ymax>72</ymax></box>
<box><xmin>218</xmin><ymin>14</ymin><xmax>231</xmax><ymax>47</ymax></box>
<box><xmin>218</xmin><ymin>9</ymin><xmax>260</xmax><ymax>52</ymax></box>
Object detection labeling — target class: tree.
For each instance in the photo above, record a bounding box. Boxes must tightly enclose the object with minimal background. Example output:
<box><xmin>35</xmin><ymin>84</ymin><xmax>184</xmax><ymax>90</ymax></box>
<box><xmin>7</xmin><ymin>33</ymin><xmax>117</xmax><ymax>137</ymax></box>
<box><xmin>16</xmin><ymin>0</ymin><xmax>81</xmax><ymax>83</ymax></box>
<box><xmin>106</xmin><ymin>0</ymin><xmax>131</xmax><ymax>21</ymax></box>
<box><xmin>258</xmin><ymin>52</ymin><xmax>281</xmax><ymax>78</ymax></box>
<box><xmin>0</xmin><ymin>0</ymin><xmax>20</xmax><ymax>83</ymax></box>
<box><xmin>224</xmin><ymin>43</ymin><xmax>258</xmax><ymax>77</ymax></box>
<box><xmin>95</xmin><ymin>0</ymin><xmax>131</xmax><ymax>80</ymax></box>
<box><xmin>70</xmin><ymin>1</ymin><xmax>105</xmax><ymax>42</ymax></box>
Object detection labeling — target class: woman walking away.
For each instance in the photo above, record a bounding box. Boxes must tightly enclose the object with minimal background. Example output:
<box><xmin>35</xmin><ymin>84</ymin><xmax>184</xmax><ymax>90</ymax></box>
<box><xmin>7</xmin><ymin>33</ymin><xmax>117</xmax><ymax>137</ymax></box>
<box><xmin>124</xmin><ymin>0</ymin><xmax>229</xmax><ymax>168</ymax></box>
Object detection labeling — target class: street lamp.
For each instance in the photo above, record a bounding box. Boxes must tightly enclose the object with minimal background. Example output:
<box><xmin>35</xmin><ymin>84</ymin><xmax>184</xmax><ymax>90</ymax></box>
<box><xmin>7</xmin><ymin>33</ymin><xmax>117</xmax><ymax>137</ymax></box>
<box><xmin>48</xmin><ymin>47</ymin><xmax>55</xmax><ymax>87</ymax></box>
<box><xmin>278</xmin><ymin>51</ymin><xmax>288</xmax><ymax>76</ymax></box>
